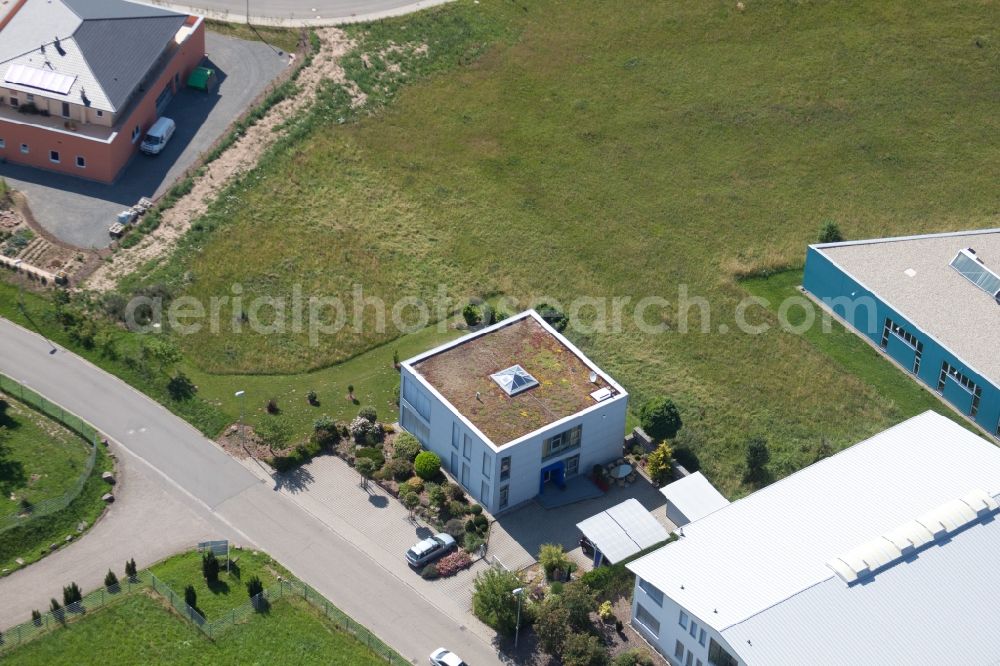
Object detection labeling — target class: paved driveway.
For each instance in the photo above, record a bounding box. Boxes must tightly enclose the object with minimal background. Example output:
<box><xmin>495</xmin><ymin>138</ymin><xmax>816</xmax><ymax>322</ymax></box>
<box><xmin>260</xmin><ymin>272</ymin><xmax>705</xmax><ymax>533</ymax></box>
<box><xmin>0</xmin><ymin>32</ymin><xmax>289</xmax><ymax>250</ymax></box>
<box><xmin>0</xmin><ymin>317</ymin><xmax>504</xmax><ymax>665</ymax></box>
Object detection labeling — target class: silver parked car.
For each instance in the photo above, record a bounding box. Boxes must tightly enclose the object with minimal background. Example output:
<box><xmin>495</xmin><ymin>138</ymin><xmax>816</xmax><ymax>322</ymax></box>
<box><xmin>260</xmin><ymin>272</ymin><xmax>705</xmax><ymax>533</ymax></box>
<box><xmin>406</xmin><ymin>532</ymin><xmax>456</xmax><ymax>568</ymax></box>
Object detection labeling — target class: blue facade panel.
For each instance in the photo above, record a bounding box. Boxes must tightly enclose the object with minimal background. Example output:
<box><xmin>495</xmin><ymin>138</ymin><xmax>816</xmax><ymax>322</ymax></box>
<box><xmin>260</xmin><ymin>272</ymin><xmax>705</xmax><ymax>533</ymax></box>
<box><xmin>804</xmin><ymin>246</ymin><xmax>1000</xmax><ymax>437</ymax></box>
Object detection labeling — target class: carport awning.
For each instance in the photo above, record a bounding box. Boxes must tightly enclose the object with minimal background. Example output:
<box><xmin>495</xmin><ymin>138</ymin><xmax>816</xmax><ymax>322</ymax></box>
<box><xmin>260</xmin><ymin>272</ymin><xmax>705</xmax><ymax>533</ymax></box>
<box><xmin>576</xmin><ymin>498</ymin><xmax>669</xmax><ymax>564</ymax></box>
<box><xmin>660</xmin><ymin>472</ymin><xmax>730</xmax><ymax>525</ymax></box>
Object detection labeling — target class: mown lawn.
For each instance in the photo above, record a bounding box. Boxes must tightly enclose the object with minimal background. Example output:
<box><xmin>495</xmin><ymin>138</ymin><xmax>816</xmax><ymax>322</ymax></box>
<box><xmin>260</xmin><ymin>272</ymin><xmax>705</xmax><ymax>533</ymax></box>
<box><xmin>149</xmin><ymin>548</ymin><xmax>288</xmax><ymax>620</ymax></box>
<box><xmin>94</xmin><ymin>0</ymin><xmax>1000</xmax><ymax>494</ymax></box>
<box><xmin>0</xmin><ymin>396</ymin><xmax>89</xmax><ymax>515</ymax></box>
<box><xmin>1</xmin><ymin>591</ymin><xmax>388</xmax><ymax>665</ymax></box>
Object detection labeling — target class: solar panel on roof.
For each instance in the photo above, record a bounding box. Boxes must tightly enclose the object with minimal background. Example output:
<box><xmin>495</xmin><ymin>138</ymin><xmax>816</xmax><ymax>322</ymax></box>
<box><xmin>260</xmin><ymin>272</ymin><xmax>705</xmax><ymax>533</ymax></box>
<box><xmin>950</xmin><ymin>249</ymin><xmax>1000</xmax><ymax>300</ymax></box>
<box><xmin>4</xmin><ymin>64</ymin><xmax>76</xmax><ymax>95</ymax></box>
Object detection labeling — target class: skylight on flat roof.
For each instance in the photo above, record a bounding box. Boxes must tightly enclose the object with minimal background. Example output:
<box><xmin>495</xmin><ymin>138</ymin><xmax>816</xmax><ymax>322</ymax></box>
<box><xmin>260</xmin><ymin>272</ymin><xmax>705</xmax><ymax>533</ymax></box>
<box><xmin>950</xmin><ymin>248</ymin><xmax>1000</xmax><ymax>302</ymax></box>
<box><xmin>490</xmin><ymin>365</ymin><xmax>539</xmax><ymax>396</ymax></box>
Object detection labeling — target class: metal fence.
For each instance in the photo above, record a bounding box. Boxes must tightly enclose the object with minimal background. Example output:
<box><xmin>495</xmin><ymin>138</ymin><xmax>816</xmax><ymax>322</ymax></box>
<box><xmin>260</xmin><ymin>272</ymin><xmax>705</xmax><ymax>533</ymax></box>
<box><xmin>0</xmin><ymin>373</ymin><xmax>99</xmax><ymax>533</ymax></box>
<box><xmin>0</xmin><ymin>571</ymin><xmax>406</xmax><ymax>663</ymax></box>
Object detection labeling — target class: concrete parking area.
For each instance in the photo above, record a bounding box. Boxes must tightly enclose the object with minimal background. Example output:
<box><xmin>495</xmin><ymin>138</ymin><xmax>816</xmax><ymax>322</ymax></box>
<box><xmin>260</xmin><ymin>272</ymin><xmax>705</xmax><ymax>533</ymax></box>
<box><xmin>0</xmin><ymin>32</ymin><xmax>290</xmax><ymax>249</ymax></box>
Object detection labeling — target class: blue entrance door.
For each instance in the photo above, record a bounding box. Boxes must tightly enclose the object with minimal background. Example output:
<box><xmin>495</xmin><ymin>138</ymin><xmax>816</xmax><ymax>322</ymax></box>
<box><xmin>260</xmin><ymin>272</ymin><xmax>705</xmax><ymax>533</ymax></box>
<box><xmin>539</xmin><ymin>461</ymin><xmax>566</xmax><ymax>495</ymax></box>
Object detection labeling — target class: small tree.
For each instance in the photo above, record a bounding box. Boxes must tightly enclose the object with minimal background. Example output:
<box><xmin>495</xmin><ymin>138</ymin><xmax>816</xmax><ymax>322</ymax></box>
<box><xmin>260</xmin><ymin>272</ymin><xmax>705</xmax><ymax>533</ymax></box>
<box><xmin>347</xmin><ymin>384</ymin><xmax>356</xmax><ymax>401</ymax></box>
<box><xmin>646</xmin><ymin>441</ymin><xmax>673</xmax><ymax>484</ymax></box>
<box><xmin>392</xmin><ymin>432</ymin><xmax>421</xmax><ymax>461</ymax></box>
<box><xmin>62</xmin><ymin>582</ymin><xmax>82</xmax><ymax>606</ymax></box>
<box><xmin>166</xmin><ymin>372</ymin><xmax>196</xmax><ymax>401</ymax></box>
<box><xmin>401</xmin><ymin>490</ymin><xmax>420</xmax><ymax>520</ymax></box>
<box><xmin>358</xmin><ymin>406</ymin><xmax>377</xmax><ymax>423</ymax></box>
<box><xmin>184</xmin><ymin>584</ymin><xmax>197</xmax><ymax>609</ymax></box>
<box><xmin>560</xmin><ymin>583</ymin><xmax>597</xmax><ymax>632</ymax></box>
<box><xmin>818</xmin><ymin>221</ymin><xmax>844</xmax><ymax>243</ymax></box>
<box><xmin>50</xmin><ymin>598</ymin><xmax>64</xmax><ymax>623</ymax></box>
<box><xmin>462</xmin><ymin>303</ymin><xmax>482</xmax><ymax>327</ymax></box>
<box><xmin>31</xmin><ymin>609</ymin><xmax>42</xmax><ymax>626</ymax></box>
<box><xmin>562</xmin><ymin>632</ymin><xmax>609</xmax><ymax>666</ymax></box>
<box><xmin>538</xmin><ymin>543</ymin><xmax>572</xmax><ymax>580</ymax></box>
<box><xmin>356</xmin><ymin>457</ymin><xmax>377</xmax><ymax>489</ymax></box>
<box><xmin>256</xmin><ymin>416</ymin><xmax>292</xmax><ymax>452</ymax></box>
<box><xmin>639</xmin><ymin>396</ymin><xmax>682</xmax><ymax>441</ymax></box>
<box><xmin>306</xmin><ymin>390</ymin><xmax>319</xmax><ymax>406</ymax></box>
<box><xmin>535</xmin><ymin>598</ymin><xmax>571</xmax><ymax>657</ymax></box>
<box><xmin>312</xmin><ymin>416</ymin><xmax>340</xmax><ymax>449</ymax></box>
<box><xmin>246</xmin><ymin>575</ymin><xmax>264</xmax><ymax>599</ymax></box>
<box><xmin>414</xmin><ymin>451</ymin><xmax>441</xmax><ymax>480</ymax></box>
<box><xmin>471</xmin><ymin>567</ymin><xmax>524</xmax><ymax>637</ymax></box>
<box><xmin>202</xmin><ymin>552</ymin><xmax>220</xmax><ymax>584</ymax></box>
<box><xmin>125</xmin><ymin>558</ymin><xmax>137</xmax><ymax>579</ymax></box>
<box><xmin>745</xmin><ymin>437</ymin><xmax>771</xmax><ymax>481</ymax></box>
<box><xmin>104</xmin><ymin>569</ymin><xmax>119</xmax><ymax>589</ymax></box>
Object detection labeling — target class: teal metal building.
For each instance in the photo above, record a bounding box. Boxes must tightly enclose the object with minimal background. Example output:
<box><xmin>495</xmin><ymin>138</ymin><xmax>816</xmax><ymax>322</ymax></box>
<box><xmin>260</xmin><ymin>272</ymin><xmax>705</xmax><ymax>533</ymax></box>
<box><xmin>803</xmin><ymin>229</ymin><xmax>1000</xmax><ymax>438</ymax></box>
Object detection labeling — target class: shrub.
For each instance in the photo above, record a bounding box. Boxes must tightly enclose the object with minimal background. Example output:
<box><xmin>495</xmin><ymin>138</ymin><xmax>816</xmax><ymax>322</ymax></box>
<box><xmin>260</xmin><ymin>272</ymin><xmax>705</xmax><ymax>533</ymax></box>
<box><xmin>266</xmin><ymin>398</ymin><xmax>280</xmax><ymax>414</ymax></box>
<box><xmin>104</xmin><ymin>570</ymin><xmax>119</xmax><ymax>589</ymax></box>
<box><xmin>536</xmin><ymin>303</ymin><xmax>569</xmax><ymax>331</ymax></box>
<box><xmin>392</xmin><ymin>432</ymin><xmax>421</xmax><ymax>461</ymax></box>
<box><xmin>613</xmin><ymin>650</ymin><xmax>655</xmax><ymax>666</ymax></box>
<box><xmin>580</xmin><ymin>563</ymin><xmax>633</xmax><ymax>601</ymax></box>
<box><xmin>462</xmin><ymin>303</ymin><xmax>482</xmax><ymax>326</ymax></box>
<box><xmin>535</xmin><ymin>598</ymin><xmax>571</xmax><ymax>657</ymax></box>
<box><xmin>463</xmin><ymin>531</ymin><xmax>485</xmax><ymax>553</ymax></box>
<box><xmin>256</xmin><ymin>416</ymin><xmax>292</xmax><ymax>451</ymax></box>
<box><xmin>401</xmin><ymin>490</ymin><xmax>420</xmax><ymax>517</ymax></box>
<box><xmin>539</xmin><ymin>543</ymin><xmax>572</xmax><ymax>580</ymax></box>
<box><xmin>646</xmin><ymin>441</ymin><xmax>673</xmax><ymax>484</ymax></box>
<box><xmin>469</xmin><ymin>503</ymin><xmax>483</xmax><ymax>516</ymax></box>
<box><xmin>62</xmin><ymin>582</ymin><xmax>82</xmax><ymax>605</ymax></box>
<box><xmin>307</xmin><ymin>390</ymin><xmax>319</xmax><ymax>405</ymax></box>
<box><xmin>562</xmin><ymin>632</ymin><xmax>609</xmax><ymax>666</ymax></box>
<box><xmin>745</xmin><ymin>437</ymin><xmax>771</xmax><ymax>481</ymax></box>
<box><xmin>446</xmin><ymin>500</ymin><xmax>468</xmax><ymax>518</ymax></box>
<box><xmin>818</xmin><ymin>221</ymin><xmax>844</xmax><ymax>243</ymax></box>
<box><xmin>549</xmin><ymin>581</ymin><xmax>564</xmax><ymax>595</ymax></box>
<box><xmin>358</xmin><ymin>406</ymin><xmax>378</xmax><ymax>423</ymax></box>
<box><xmin>31</xmin><ymin>609</ymin><xmax>41</xmax><ymax>626</ymax></box>
<box><xmin>414</xmin><ymin>451</ymin><xmax>442</xmax><ymax>480</ymax></box>
<box><xmin>444</xmin><ymin>518</ymin><xmax>466</xmax><ymax>541</ymax></box>
<box><xmin>560</xmin><ymin>583</ymin><xmax>597</xmax><ymax>632</ymax></box>
<box><xmin>473</xmin><ymin>513</ymin><xmax>489</xmax><ymax>531</ymax></box>
<box><xmin>202</xmin><ymin>552</ymin><xmax>220</xmax><ymax>584</ymax></box>
<box><xmin>312</xmin><ymin>416</ymin><xmax>341</xmax><ymax>448</ymax></box>
<box><xmin>383</xmin><ymin>457</ymin><xmax>413</xmax><ymax>481</ymax></box>
<box><xmin>446</xmin><ymin>482</ymin><xmax>465</xmax><ymax>501</ymax></box>
<box><xmin>50</xmin><ymin>599</ymin><xmax>63</xmax><ymax>622</ymax></box>
<box><xmin>356</xmin><ymin>447</ymin><xmax>385</xmax><ymax>469</ymax></box>
<box><xmin>125</xmin><ymin>558</ymin><xmax>137</xmax><ymax>579</ymax></box>
<box><xmin>421</xmin><ymin>564</ymin><xmax>439</xmax><ymax>580</ymax></box>
<box><xmin>184</xmin><ymin>584</ymin><xmax>197</xmax><ymax>609</ymax></box>
<box><xmin>427</xmin><ymin>483</ymin><xmax>447</xmax><ymax>509</ymax></box>
<box><xmin>402</xmin><ymin>476</ymin><xmax>424</xmax><ymax>494</ymax></box>
<box><xmin>472</xmin><ymin>567</ymin><xmax>525</xmax><ymax>636</ymax></box>
<box><xmin>639</xmin><ymin>396</ymin><xmax>682</xmax><ymax>440</ymax></box>
<box><xmin>598</xmin><ymin>600</ymin><xmax>615</xmax><ymax>622</ymax></box>
<box><xmin>436</xmin><ymin>550</ymin><xmax>472</xmax><ymax>577</ymax></box>
<box><xmin>166</xmin><ymin>372</ymin><xmax>196</xmax><ymax>401</ymax></box>
<box><xmin>246</xmin><ymin>575</ymin><xmax>264</xmax><ymax>598</ymax></box>
<box><xmin>349</xmin><ymin>416</ymin><xmax>381</xmax><ymax>444</ymax></box>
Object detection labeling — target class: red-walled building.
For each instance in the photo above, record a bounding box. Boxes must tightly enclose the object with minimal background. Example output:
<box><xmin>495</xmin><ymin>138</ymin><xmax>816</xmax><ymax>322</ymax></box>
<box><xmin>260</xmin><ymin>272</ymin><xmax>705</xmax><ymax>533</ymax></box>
<box><xmin>0</xmin><ymin>0</ymin><xmax>204</xmax><ymax>183</ymax></box>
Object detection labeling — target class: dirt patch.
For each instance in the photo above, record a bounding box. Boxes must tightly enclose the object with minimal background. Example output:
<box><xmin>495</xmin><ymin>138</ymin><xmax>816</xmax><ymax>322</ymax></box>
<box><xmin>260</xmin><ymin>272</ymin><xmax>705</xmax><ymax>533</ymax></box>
<box><xmin>217</xmin><ymin>423</ymin><xmax>282</xmax><ymax>461</ymax></box>
<box><xmin>0</xmin><ymin>191</ymin><xmax>90</xmax><ymax>281</ymax></box>
<box><xmin>84</xmin><ymin>28</ymin><xmax>361</xmax><ymax>293</ymax></box>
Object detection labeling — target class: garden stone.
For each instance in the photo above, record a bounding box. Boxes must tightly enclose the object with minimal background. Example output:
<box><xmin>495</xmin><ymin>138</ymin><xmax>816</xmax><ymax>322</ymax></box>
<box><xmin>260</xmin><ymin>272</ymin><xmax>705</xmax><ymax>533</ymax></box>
<box><xmin>49</xmin><ymin>543</ymin><xmax>58</xmax><ymax>551</ymax></box>
<box><xmin>102</xmin><ymin>471</ymin><xmax>116</xmax><ymax>484</ymax></box>
<box><xmin>15</xmin><ymin>558</ymin><xmax>24</xmax><ymax>566</ymax></box>
<box><xmin>65</xmin><ymin>535</ymin><xmax>73</xmax><ymax>543</ymax></box>
<box><xmin>102</xmin><ymin>493</ymin><xmax>115</xmax><ymax>503</ymax></box>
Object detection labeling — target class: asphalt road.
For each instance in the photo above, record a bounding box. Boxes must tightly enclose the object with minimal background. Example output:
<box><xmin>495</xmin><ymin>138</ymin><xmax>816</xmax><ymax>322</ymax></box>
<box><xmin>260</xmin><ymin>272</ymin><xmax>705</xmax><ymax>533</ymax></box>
<box><xmin>0</xmin><ymin>317</ymin><xmax>503</xmax><ymax>665</ymax></box>
<box><xmin>148</xmin><ymin>0</ymin><xmax>453</xmax><ymax>25</ymax></box>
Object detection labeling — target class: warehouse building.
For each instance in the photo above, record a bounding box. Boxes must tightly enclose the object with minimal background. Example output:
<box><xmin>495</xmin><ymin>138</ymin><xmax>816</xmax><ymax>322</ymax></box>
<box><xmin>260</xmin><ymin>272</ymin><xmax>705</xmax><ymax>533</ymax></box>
<box><xmin>803</xmin><ymin>228</ymin><xmax>1000</xmax><ymax>438</ymax></box>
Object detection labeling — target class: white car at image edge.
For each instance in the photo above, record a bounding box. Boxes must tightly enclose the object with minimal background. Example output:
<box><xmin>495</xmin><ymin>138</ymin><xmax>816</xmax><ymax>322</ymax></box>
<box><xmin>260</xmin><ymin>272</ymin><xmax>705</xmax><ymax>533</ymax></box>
<box><xmin>429</xmin><ymin>647</ymin><xmax>466</xmax><ymax>666</ymax></box>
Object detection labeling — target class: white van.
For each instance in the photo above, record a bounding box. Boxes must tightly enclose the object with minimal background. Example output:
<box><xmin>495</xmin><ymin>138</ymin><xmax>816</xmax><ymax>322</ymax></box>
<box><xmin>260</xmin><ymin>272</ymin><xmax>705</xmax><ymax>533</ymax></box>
<box><xmin>140</xmin><ymin>117</ymin><xmax>176</xmax><ymax>155</ymax></box>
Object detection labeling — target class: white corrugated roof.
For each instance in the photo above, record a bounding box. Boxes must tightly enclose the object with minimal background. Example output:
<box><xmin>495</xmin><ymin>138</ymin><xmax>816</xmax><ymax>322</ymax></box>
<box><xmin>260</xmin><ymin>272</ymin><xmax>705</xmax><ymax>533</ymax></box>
<box><xmin>628</xmin><ymin>412</ymin><xmax>1000</xmax><ymax>639</ymax></box>
<box><xmin>659</xmin><ymin>471</ymin><xmax>730</xmax><ymax>524</ymax></box>
<box><xmin>576</xmin><ymin>498</ymin><xmax>669</xmax><ymax>564</ymax></box>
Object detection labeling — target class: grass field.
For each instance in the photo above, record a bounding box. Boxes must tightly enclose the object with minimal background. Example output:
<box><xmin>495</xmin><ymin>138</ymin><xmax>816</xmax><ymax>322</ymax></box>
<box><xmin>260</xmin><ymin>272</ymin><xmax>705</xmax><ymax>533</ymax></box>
<box><xmin>49</xmin><ymin>0</ymin><xmax>1000</xmax><ymax>495</ymax></box>
<box><xmin>149</xmin><ymin>548</ymin><xmax>288</xmax><ymax>619</ymax></box>
<box><xmin>0</xmin><ymin>393</ymin><xmax>112</xmax><ymax>574</ymax></box>
<box><xmin>205</xmin><ymin>20</ymin><xmax>303</xmax><ymax>54</ymax></box>
<box><xmin>1</xmin><ymin>591</ymin><xmax>389</xmax><ymax>665</ymax></box>
<box><xmin>0</xmin><ymin>396</ymin><xmax>89</xmax><ymax>515</ymax></box>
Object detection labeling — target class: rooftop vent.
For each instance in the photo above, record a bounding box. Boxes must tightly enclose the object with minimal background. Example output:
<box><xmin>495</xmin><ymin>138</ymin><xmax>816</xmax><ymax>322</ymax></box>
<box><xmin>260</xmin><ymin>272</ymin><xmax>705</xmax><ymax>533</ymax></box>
<box><xmin>490</xmin><ymin>365</ymin><xmax>539</xmax><ymax>396</ymax></box>
<box><xmin>950</xmin><ymin>248</ymin><xmax>1000</xmax><ymax>304</ymax></box>
<box><xmin>827</xmin><ymin>488</ymin><xmax>999</xmax><ymax>584</ymax></box>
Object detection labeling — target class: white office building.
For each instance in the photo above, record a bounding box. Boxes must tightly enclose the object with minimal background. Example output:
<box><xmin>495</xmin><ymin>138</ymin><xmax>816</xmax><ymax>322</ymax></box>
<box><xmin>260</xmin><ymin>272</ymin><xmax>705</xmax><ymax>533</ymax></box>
<box><xmin>399</xmin><ymin>310</ymin><xmax>628</xmax><ymax>514</ymax></box>
<box><xmin>627</xmin><ymin>411</ymin><xmax>1000</xmax><ymax>666</ymax></box>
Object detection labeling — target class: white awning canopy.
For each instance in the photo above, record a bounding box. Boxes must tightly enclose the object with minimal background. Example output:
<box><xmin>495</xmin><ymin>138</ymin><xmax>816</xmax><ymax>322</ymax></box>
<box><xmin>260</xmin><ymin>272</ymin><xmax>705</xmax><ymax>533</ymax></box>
<box><xmin>576</xmin><ymin>498</ymin><xmax>669</xmax><ymax>564</ymax></box>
